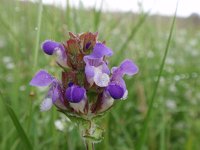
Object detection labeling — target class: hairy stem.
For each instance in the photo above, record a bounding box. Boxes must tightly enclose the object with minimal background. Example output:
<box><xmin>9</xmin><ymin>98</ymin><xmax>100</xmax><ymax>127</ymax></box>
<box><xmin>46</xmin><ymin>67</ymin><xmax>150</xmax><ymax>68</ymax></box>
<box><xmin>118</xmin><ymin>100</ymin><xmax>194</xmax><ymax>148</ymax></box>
<box><xmin>85</xmin><ymin>139</ymin><xmax>95</xmax><ymax>150</ymax></box>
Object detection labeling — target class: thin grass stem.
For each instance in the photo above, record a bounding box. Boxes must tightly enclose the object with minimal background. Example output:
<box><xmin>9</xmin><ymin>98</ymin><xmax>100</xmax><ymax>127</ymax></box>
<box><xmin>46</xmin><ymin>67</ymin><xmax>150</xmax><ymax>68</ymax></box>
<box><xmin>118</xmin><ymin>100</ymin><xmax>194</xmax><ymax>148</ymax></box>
<box><xmin>33</xmin><ymin>0</ymin><xmax>43</xmax><ymax>71</ymax></box>
<box><xmin>136</xmin><ymin>6</ymin><xmax>177</xmax><ymax>150</ymax></box>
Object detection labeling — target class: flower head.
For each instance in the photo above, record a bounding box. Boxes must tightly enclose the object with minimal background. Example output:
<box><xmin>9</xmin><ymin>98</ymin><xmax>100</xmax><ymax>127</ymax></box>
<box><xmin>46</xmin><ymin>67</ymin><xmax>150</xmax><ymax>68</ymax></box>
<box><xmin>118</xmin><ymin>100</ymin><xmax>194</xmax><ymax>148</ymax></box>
<box><xmin>30</xmin><ymin>32</ymin><xmax>138</xmax><ymax>117</ymax></box>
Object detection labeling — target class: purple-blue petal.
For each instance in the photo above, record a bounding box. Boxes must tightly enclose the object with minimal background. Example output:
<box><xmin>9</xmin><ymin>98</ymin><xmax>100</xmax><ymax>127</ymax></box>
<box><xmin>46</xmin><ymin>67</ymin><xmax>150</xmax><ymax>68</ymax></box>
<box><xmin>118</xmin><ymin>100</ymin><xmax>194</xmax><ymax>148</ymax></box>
<box><xmin>119</xmin><ymin>59</ymin><xmax>139</xmax><ymax>76</ymax></box>
<box><xmin>102</xmin><ymin>62</ymin><xmax>110</xmax><ymax>74</ymax></box>
<box><xmin>84</xmin><ymin>56</ymin><xmax>101</xmax><ymax>83</ymax></box>
<box><xmin>65</xmin><ymin>85</ymin><xmax>86</xmax><ymax>103</ymax></box>
<box><xmin>30</xmin><ymin>70</ymin><xmax>54</xmax><ymax>87</ymax></box>
<box><xmin>41</xmin><ymin>40</ymin><xmax>60</xmax><ymax>55</ymax></box>
<box><xmin>110</xmin><ymin>77</ymin><xmax>126</xmax><ymax>90</ymax></box>
<box><xmin>85</xmin><ymin>64</ymin><xmax>95</xmax><ymax>79</ymax></box>
<box><xmin>107</xmin><ymin>84</ymin><xmax>125</xmax><ymax>99</ymax></box>
<box><xmin>52</xmin><ymin>83</ymin><xmax>61</xmax><ymax>103</ymax></box>
<box><xmin>111</xmin><ymin>59</ymin><xmax>138</xmax><ymax>80</ymax></box>
<box><xmin>83</xmin><ymin>56</ymin><xmax>102</xmax><ymax>67</ymax></box>
<box><xmin>47</xmin><ymin>81</ymin><xmax>67</xmax><ymax>110</ymax></box>
<box><xmin>89</xmin><ymin>43</ymin><xmax>113</xmax><ymax>58</ymax></box>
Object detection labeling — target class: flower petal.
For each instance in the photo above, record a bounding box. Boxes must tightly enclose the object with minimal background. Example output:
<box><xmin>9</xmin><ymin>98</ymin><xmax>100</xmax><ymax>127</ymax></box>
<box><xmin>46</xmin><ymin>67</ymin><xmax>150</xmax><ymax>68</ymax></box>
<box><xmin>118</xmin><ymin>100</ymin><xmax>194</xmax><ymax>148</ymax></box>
<box><xmin>83</xmin><ymin>56</ymin><xmax>102</xmax><ymax>67</ymax></box>
<box><xmin>65</xmin><ymin>85</ymin><xmax>86</xmax><ymax>103</ymax></box>
<box><xmin>122</xmin><ymin>90</ymin><xmax>128</xmax><ymax>100</ymax></box>
<box><xmin>93</xmin><ymin>70</ymin><xmax>110</xmax><ymax>87</ymax></box>
<box><xmin>111</xmin><ymin>59</ymin><xmax>138</xmax><ymax>81</ymax></box>
<box><xmin>119</xmin><ymin>59</ymin><xmax>139</xmax><ymax>76</ymax></box>
<box><xmin>98</xmin><ymin>91</ymin><xmax>114</xmax><ymax>113</ymax></box>
<box><xmin>89</xmin><ymin>43</ymin><xmax>113</xmax><ymax>58</ymax></box>
<box><xmin>30</xmin><ymin>70</ymin><xmax>54</xmax><ymax>87</ymax></box>
<box><xmin>85</xmin><ymin>64</ymin><xmax>95</xmax><ymax>85</ymax></box>
<box><xmin>41</xmin><ymin>40</ymin><xmax>68</xmax><ymax>67</ymax></box>
<box><xmin>49</xmin><ymin>81</ymin><xmax>67</xmax><ymax>110</ymax></box>
<box><xmin>51</xmin><ymin>82</ymin><xmax>62</xmax><ymax>103</ymax></box>
<box><xmin>107</xmin><ymin>84</ymin><xmax>125</xmax><ymax>99</ymax></box>
<box><xmin>102</xmin><ymin>62</ymin><xmax>110</xmax><ymax>74</ymax></box>
<box><xmin>42</xmin><ymin>40</ymin><xmax>60</xmax><ymax>55</ymax></box>
<box><xmin>40</xmin><ymin>97</ymin><xmax>53</xmax><ymax>111</ymax></box>
<box><xmin>84</xmin><ymin>56</ymin><xmax>108</xmax><ymax>86</ymax></box>
<box><xmin>84</xmin><ymin>56</ymin><xmax>110</xmax><ymax>86</ymax></box>
<box><xmin>69</xmin><ymin>99</ymin><xmax>86</xmax><ymax>113</ymax></box>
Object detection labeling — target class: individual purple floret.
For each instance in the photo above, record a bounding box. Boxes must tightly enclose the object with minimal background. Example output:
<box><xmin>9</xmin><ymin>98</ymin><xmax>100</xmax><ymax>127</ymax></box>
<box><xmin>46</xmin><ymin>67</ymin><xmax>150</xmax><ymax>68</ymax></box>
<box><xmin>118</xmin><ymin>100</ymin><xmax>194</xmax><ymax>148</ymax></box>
<box><xmin>41</xmin><ymin>40</ymin><xmax>68</xmax><ymax>67</ymax></box>
<box><xmin>65</xmin><ymin>84</ymin><xmax>86</xmax><ymax>103</ymax></box>
<box><xmin>83</xmin><ymin>43</ymin><xmax>112</xmax><ymax>87</ymax></box>
<box><xmin>30</xmin><ymin>70</ymin><xmax>66</xmax><ymax>111</ymax></box>
<box><xmin>65</xmin><ymin>84</ymin><xmax>87</xmax><ymax>113</ymax></box>
<box><xmin>96</xmin><ymin>60</ymin><xmax>138</xmax><ymax>113</ymax></box>
<box><xmin>42</xmin><ymin>40</ymin><xmax>60</xmax><ymax>55</ymax></box>
<box><xmin>106</xmin><ymin>84</ymin><xmax>124</xmax><ymax>99</ymax></box>
<box><xmin>107</xmin><ymin>59</ymin><xmax>138</xmax><ymax>100</ymax></box>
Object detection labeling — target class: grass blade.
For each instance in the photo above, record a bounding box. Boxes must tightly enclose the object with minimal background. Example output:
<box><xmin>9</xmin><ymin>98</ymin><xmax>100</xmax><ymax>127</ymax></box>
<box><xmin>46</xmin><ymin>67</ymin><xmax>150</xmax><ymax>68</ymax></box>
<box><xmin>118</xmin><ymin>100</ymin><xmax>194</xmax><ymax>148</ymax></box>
<box><xmin>27</xmin><ymin>0</ymin><xmax>43</xmax><ymax>142</ymax></box>
<box><xmin>93</xmin><ymin>0</ymin><xmax>103</xmax><ymax>31</ymax></box>
<box><xmin>72</xmin><ymin>7</ymin><xmax>80</xmax><ymax>33</ymax></box>
<box><xmin>0</xmin><ymin>91</ymin><xmax>33</xmax><ymax>150</ymax></box>
<box><xmin>33</xmin><ymin>0</ymin><xmax>43</xmax><ymax>70</ymax></box>
<box><xmin>136</xmin><ymin>6</ymin><xmax>177</xmax><ymax>150</ymax></box>
<box><xmin>66</xmin><ymin>0</ymin><xmax>72</xmax><ymax>29</ymax></box>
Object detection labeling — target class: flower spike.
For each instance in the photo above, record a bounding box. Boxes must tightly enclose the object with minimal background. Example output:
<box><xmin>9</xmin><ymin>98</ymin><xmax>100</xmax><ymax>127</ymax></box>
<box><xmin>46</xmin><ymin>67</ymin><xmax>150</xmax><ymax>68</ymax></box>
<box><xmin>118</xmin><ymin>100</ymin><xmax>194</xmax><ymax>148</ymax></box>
<box><xmin>30</xmin><ymin>32</ymin><xmax>139</xmax><ymax>146</ymax></box>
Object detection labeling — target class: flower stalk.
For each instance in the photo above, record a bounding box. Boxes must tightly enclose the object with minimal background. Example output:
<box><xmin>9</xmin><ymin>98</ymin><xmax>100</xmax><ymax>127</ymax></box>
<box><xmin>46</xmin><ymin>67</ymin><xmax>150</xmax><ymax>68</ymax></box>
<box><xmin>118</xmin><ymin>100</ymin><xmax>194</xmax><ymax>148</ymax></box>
<box><xmin>85</xmin><ymin>139</ymin><xmax>94</xmax><ymax>150</ymax></box>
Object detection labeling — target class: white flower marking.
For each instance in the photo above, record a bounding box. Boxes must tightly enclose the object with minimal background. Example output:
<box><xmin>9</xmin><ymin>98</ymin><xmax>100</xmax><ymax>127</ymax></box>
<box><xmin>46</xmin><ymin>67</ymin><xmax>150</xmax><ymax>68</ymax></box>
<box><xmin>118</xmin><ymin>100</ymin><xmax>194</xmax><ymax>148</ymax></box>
<box><xmin>93</xmin><ymin>66</ymin><xmax>110</xmax><ymax>87</ymax></box>
<box><xmin>40</xmin><ymin>97</ymin><xmax>53</xmax><ymax>111</ymax></box>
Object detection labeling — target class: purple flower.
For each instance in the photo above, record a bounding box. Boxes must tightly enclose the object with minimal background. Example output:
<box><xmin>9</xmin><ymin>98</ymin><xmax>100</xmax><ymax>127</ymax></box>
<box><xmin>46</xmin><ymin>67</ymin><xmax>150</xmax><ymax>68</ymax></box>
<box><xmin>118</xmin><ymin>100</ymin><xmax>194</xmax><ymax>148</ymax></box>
<box><xmin>30</xmin><ymin>70</ymin><xmax>66</xmax><ymax>111</ymax></box>
<box><xmin>65</xmin><ymin>84</ymin><xmax>86</xmax><ymax>103</ymax></box>
<box><xmin>107</xmin><ymin>59</ymin><xmax>138</xmax><ymax>100</ymax></box>
<box><xmin>30</xmin><ymin>32</ymin><xmax>139</xmax><ymax>117</ymax></box>
<box><xmin>88</xmin><ymin>43</ymin><xmax>113</xmax><ymax>58</ymax></box>
<box><xmin>83</xmin><ymin>43</ymin><xmax>113</xmax><ymax>87</ymax></box>
<box><xmin>106</xmin><ymin>84</ymin><xmax>124</xmax><ymax>99</ymax></box>
<box><xmin>65</xmin><ymin>84</ymin><xmax>87</xmax><ymax>113</ymax></box>
<box><xmin>41</xmin><ymin>40</ymin><xmax>67</xmax><ymax>67</ymax></box>
<box><xmin>42</xmin><ymin>40</ymin><xmax>60</xmax><ymax>55</ymax></box>
<box><xmin>97</xmin><ymin>91</ymin><xmax>114</xmax><ymax>113</ymax></box>
<box><xmin>30</xmin><ymin>70</ymin><xmax>54</xmax><ymax>86</ymax></box>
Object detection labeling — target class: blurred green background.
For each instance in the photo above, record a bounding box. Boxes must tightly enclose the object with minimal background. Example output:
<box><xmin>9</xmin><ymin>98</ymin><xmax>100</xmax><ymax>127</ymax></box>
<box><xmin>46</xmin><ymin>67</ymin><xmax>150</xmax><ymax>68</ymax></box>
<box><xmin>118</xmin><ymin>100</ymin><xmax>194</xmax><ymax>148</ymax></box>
<box><xmin>0</xmin><ymin>0</ymin><xmax>200</xmax><ymax>149</ymax></box>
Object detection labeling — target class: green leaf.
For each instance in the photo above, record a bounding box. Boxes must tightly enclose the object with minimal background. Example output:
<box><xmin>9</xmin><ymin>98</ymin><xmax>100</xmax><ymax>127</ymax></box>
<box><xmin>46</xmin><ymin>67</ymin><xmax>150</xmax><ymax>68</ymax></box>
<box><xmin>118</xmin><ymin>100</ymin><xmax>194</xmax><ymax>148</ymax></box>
<box><xmin>0</xmin><ymin>91</ymin><xmax>33</xmax><ymax>150</ymax></box>
<box><xmin>5</xmin><ymin>104</ymin><xmax>33</xmax><ymax>150</ymax></box>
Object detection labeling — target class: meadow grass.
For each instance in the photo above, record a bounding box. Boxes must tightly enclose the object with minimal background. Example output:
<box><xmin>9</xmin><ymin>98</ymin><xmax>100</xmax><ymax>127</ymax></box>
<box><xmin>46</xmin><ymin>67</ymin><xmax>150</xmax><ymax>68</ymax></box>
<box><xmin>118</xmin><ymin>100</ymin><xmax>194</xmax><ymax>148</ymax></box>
<box><xmin>0</xmin><ymin>0</ymin><xmax>200</xmax><ymax>150</ymax></box>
